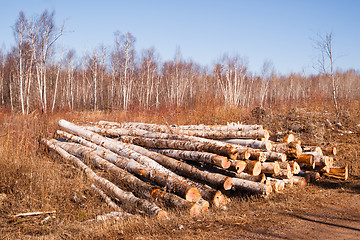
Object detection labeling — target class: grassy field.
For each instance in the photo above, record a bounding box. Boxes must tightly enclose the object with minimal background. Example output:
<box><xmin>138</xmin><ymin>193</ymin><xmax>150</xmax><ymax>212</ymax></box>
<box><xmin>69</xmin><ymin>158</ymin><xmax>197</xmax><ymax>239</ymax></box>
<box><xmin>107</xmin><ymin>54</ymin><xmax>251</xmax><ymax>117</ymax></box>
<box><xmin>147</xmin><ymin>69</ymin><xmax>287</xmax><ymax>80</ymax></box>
<box><xmin>0</xmin><ymin>104</ymin><xmax>359</xmax><ymax>239</ymax></box>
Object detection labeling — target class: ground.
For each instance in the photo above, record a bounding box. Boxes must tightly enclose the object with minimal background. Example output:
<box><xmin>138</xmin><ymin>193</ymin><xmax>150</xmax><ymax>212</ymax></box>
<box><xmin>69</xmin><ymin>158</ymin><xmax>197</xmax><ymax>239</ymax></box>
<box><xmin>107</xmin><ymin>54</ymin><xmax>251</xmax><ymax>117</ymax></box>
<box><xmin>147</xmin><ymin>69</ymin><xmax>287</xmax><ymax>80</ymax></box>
<box><xmin>0</xmin><ymin>106</ymin><xmax>359</xmax><ymax>239</ymax></box>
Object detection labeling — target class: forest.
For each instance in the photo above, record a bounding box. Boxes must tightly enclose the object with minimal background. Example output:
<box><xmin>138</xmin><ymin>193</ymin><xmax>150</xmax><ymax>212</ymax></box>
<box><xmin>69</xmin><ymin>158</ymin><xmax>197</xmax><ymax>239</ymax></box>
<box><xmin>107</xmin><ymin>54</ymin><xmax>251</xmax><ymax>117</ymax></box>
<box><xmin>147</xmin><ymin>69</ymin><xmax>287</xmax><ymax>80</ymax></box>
<box><xmin>0</xmin><ymin>10</ymin><xmax>359</xmax><ymax>114</ymax></box>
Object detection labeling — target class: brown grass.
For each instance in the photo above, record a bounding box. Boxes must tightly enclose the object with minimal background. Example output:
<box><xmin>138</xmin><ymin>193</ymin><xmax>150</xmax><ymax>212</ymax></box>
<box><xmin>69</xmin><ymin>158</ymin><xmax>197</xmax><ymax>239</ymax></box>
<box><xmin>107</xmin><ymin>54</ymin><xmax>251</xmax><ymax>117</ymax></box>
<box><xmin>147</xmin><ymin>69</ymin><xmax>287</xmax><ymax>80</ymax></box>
<box><xmin>0</xmin><ymin>103</ymin><xmax>359</xmax><ymax>239</ymax></box>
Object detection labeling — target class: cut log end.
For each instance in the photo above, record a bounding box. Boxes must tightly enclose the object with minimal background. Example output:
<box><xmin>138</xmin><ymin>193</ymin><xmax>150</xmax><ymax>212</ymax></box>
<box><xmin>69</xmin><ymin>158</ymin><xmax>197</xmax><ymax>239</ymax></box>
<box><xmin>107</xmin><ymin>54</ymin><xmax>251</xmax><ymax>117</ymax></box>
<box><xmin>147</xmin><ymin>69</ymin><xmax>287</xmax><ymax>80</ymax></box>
<box><xmin>156</xmin><ymin>210</ymin><xmax>168</xmax><ymax>220</ymax></box>
<box><xmin>223</xmin><ymin>177</ymin><xmax>233</xmax><ymax>190</ymax></box>
<box><xmin>189</xmin><ymin>204</ymin><xmax>201</xmax><ymax>216</ymax></box>
<box><xmin>212</xmin><ymin>190</ymin><xmax>228</xmax><ymax>208</ymax></box>
<box><xmin>185</xmin><ymin>187</ymin><xmax>202</xmax><ymax>202</ymax></box>
<box><xmin>221</xmin><ymin>158</ymin><xmax>231</xmax><ymax>169</ymax></box>
<box><xmin>234</xmin><ymin>160</ymin><xmax>247</xmax><ymax>173</ymax></box>
<box><xmin>245</xmin><ymin>160</ymin><xmax>262</xmax><ymax>176</ymax></box>
<box><xmin>292</xmin><ymin>176</ymin><xmax>307</xmax><ymax>186</ymax></box>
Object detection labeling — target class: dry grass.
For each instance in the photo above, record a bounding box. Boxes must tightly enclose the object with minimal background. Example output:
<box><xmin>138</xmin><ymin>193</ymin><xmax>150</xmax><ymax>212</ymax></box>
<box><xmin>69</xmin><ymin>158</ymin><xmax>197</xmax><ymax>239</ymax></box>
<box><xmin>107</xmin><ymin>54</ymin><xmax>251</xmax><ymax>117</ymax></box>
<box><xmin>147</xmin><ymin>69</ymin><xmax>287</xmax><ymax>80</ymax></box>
<box><xmin>0</xmin><ymin>103</ymin><xmax>359</xmax><ymax>239</ymax></box>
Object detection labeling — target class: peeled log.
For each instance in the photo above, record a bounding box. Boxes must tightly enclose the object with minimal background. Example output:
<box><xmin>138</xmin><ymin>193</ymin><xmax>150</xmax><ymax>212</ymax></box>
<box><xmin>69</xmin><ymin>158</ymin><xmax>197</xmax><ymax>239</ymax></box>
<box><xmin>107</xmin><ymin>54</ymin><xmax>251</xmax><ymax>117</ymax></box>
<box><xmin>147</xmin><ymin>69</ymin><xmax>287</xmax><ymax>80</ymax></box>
<box><xmin>263</xmin><ymin>152</ymin><xmax>287</xmax><ymax>162</ymax></box>
<box><xmin>324</xmin><ymin>166</ymin><xmax>348</xmax><ymax>181</ymax></box>
<box><xmin>261</xmin><ymin>162</ymin><xmax>280</xmax><ymax>175</ymax></box>
<box><xmin>220</xmin><ymin>139</ymin><xmax>272</xmax><ymax>151</ymax></box>
<box><xmin>231</xmin><ymin>178</ymin><xmax>272</xmax><ymax>196</ymax></box>
<box><xmin>151</xmin><ymin>149</ymin><xmax>231</xmax><ymax>169</ymax></box>
<box><xmin>57</xmin><ymin>130</ymin><xmax>225</xmax><ymax>207</ymax></box>
<box><xmin>84</xmin><ymin>126</ymin><xmax>239</xmax><ymax>160</ymax></box>
<box><xmin>42</xmin><ymin>138</ymin><xmax>167</xmax><ymax>219</ymax></box>
<box><xmin>56</xmin><ymin>129</ymin><xmax>201</xmax><ymax>202</ymax></box>
<box><xmin>53</xmin><ymin>140</ymin><xmax>201</xmax><ymax>215</ymax></box>
<box><xmin>244</xmin><ymin>160</ymin><xmax>262</xmax><ymax>176</ymax></box>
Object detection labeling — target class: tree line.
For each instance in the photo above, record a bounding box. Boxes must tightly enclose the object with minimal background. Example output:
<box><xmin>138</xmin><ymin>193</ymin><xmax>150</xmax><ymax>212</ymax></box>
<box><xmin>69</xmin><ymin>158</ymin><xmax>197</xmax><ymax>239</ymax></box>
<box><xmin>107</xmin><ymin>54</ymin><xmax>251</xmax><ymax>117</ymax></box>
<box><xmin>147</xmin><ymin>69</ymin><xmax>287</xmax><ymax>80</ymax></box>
<box><xmin>0</xmin><ymin>10</ymin><xmax>359</xmax><ymax>114</ymax></box>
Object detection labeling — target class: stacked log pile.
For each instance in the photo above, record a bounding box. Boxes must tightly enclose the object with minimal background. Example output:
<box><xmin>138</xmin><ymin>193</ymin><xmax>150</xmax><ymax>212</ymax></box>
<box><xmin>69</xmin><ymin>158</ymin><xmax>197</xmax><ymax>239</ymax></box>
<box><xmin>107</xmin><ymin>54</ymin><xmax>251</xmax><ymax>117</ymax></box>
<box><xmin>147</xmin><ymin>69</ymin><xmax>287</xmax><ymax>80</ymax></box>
<box><xmin>42</xmin><ymin>120</ymin><xmax>349</xmax><ymax>218</ymax></box>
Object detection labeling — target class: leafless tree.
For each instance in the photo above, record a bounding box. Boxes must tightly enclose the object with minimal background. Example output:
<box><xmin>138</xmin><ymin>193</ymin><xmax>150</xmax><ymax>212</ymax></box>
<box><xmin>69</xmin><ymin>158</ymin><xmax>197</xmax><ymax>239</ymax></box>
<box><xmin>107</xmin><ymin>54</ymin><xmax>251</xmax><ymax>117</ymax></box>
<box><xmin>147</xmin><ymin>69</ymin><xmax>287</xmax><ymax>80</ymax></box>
<box><xmin>314</xmin><ymin>32</ymin><xmax>339</xmax><ymax>114</ymax></box>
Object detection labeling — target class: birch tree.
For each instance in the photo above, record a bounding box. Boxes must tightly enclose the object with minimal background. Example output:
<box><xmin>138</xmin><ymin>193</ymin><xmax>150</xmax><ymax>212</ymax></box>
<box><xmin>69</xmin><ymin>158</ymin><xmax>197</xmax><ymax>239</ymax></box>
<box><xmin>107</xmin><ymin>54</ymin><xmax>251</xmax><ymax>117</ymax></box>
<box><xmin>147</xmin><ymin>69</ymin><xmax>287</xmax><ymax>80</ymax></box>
<box><xmin>215</xmin><ymin>55</ymin><xmax>248</xmax><ymax>107</ymax></box>
<box><xmin>314</xmin><ymin>32</ymin><xmax>339</xmax><ymax>114</ymax></box>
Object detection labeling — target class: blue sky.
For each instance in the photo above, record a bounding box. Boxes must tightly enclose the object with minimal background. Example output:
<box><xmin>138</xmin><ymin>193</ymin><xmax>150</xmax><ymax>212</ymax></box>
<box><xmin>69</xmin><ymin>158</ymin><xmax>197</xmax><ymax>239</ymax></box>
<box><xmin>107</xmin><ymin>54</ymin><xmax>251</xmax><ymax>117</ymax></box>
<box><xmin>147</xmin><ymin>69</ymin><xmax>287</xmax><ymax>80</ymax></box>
<box><xmin>0</xmin><ymin>0</ymin><xmax>359</xmax><ymax>74</ymax></box>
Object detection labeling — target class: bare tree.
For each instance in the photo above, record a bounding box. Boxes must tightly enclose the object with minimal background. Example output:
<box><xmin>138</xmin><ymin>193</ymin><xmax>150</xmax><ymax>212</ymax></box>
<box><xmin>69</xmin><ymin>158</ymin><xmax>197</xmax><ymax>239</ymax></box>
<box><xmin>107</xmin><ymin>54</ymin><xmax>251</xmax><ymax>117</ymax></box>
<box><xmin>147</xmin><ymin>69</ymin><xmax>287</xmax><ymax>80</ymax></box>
<box><xmin>259</xmin><ymin>60</ymin><xmax>274</xmax><ymax>107</ymax></box>
<box><xmin>215</xmin><ymin>55</ymin><xmax>247</xmax><ymax>107</ymax></box>
<box><xmin>314</xmin><ymin>32</ymin><xmax>339</xmax><ymax>114</ymax></box>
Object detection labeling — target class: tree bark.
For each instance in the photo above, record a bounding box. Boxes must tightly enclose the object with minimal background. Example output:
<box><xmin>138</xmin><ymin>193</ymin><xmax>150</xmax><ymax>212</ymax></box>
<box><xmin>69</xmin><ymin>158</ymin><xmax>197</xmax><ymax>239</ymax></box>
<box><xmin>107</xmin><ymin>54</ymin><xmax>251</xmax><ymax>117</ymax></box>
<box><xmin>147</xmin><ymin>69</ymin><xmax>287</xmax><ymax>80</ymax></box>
<box><xmin>272</xmin><ymin>141</ymin><xmax>302</xmax><ymax>159</ymax></box>
<box><xmin>231</xmin><ymin>178</ymin><xmax>272</xmax><ymax>196</ymax></box>
<box><xmin>84</xmin><ymin>125</ymin><xmax>239</xmax><ymax>160</ymax></box>
<box><xmin>243</xmin><ymin>160</ymin><xmax>262</xmax><ymax>176</ymax></box>
<box><xmin>221</xmin><ymin>139</ymin><xmax>272</xmax><ymax>151</ymax></box>
<box><xmin>229</xmin><ymin>160</ymin><xmax>247</xmax><ymax>173</ymax></box>
<box><xmin>42</xmin><ymin>138</ymin><xmax>167</xmax><ymax>219</ymax></box>
<box><xmin>263</xmin><ymin>152</ymin><xmax>287</xmax><ymax>162</ymax></box>
<box><xmin>151</xmin><ymin>149</ymin><xmax>230</xmax><ymax>169</ymax></box>
<box><xmin>56</xmin><ymin>129</ymin><xmax>201</xmax><ymax>202</ymax></box>
<box><xmin>57</xmin><ymin>130</ymin><xmax>225</xmax><ymax>206</ymax></box>
<box><xmin>99</xmin><ymin>121</ymin><xmax>263</xmax><ymax>132</ymax></box>
<box><xmin>261</xmin><ymin>162</ymin><xmax>280</xmax><ymax>175</ymax></box>
<box><xmin>53</xmin><ymin>140</ymin><xmax>202</xmax><ymax>215</ymax></box>
<box><xmin>120</xmin><ymin>135</ymin><xmax>237</xmax><ymax>160</ymax></box>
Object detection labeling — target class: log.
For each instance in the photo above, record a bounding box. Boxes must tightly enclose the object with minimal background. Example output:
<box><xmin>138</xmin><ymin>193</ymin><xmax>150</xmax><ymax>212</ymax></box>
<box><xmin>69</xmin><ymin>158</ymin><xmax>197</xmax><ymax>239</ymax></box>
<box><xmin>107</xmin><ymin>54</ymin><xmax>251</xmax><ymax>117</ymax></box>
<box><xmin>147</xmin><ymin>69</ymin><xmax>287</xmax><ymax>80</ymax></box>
<box><xmin>58</xmin><ymin>130</ymin><xmax>226</xmax><ymax>207</ymax></box>
<box><xmin>220</xmin><ymin>139</ymin><xmax>272</xmax><ymax>151</ymax></box>
<box><xmin>91</xmin><ymin>184</ymin><xmax>124</xmax><ymax>212</ymax></box>
<box><xmin>292</xmin><ymin>176</ymin><xmax>307</xmax><ymax>186</ymax></box>
<box><xmin>56</xmin><ymin>130</ymin><xmax>201</xmax><ymax>202</ymax></box>
<box><xmin>229</xmin><ymin>160</ymin><xmax>247</xmax><ymax>173</ymax></box>
<box><xmin>302</xmin><ymin>146</ymin><xmax>323</xmax><ymax>156</ymax></box>
<box><xmin>274</xmin><ymin>168</ymin><xmax>293</xmax><ymax>179</ymax></box>
<box><xmin>261</xmin><ymin>162</ymin><xmax>280</xmax><ymax>175</ymax></box>
<box><xmin>42</xmin><ymin>138</ymin><xmax>167</xmax><ymax>219</ymax></box>
<box><xmin>84</xmin><ymin>126</ymin><xmax>239</xmax><ymax>160</ymax></box>
<box><xmin>248</xmin><ymin>150</ymin><xmax>267</xmax><ymax>162</ymax></box>
<box><xmin>295</xmin><ymin>154</ymin><xmax>315</xmax><ymax>169</ymax></box>
<box><xmin>278</xmin><ymin>162</ymin><xmax>291</xmax><ymax>171</ymax></box>
<box><xmin>289</xmin><ymin>161</ymin><xmax>301</xmax><ymax>174</ymax></box>
<box><xmin>151</xmin><ymin>149</ymin><xmax>231</xmax><ymax>169</ymax></box>
<box><xmin>104</xmin><ymin>121</ymin><xmax>264</xmax><ymax>132</ymax></box>
<box><xmin>244</xmin><ymin>160</ymin><xmax>262</xmax><ymax>176</ymax></box>
<box><xmin>54</xmin><ymin>140</ymin><xmax>201</xmax><ymax>215</ymax></box>
<box><xmin>120</xmin><ymin>135</ymin><xmax>238</xmax><ymax>160</ymax></box>
<box><xmin>322</xmin><ymin>146</ymin><xmax>337</xmax><ymax>156</ymax></box>
<box><xmin>297</xmin><ymin>171</ymin><xmax>321</xmax><ymax>182</ymax></box>
<box><xmin>272</xmin><ymin>141</ymin><xmax>302</xmax><ymax>159</ymax></box>
<box><xmin>266</xmin><ymin>177</ymin><xmax>285</xmax><ymax>192</ymax></box>
<box><xmin>91</xmin><ymin>124</ymin><xmax>270</xmax><ymax>141</ymax></box>
<box><xmin>323</xmin><ymin>166</ymin><xmax>348</xmax><ymax>180</ymax></box>
<box><xmin>263</xmin><ymin>152</ymin><xmax>287</xmax><ymax>162</ymax></box>
<box><xmin>283</xmin><ymin>133</ymin><xmax>296</xmax><ymax>143</ymax></box>
<box><xmin>231</xmin><ymin>178</ymin><xmax>272</xmax><ymax>196</ymax></box>
<box><xmin>234</xmin><ymin>172</ymin><xmax>266</xmax><ymax>183</ymax></box>
<box><xmin>58</xmin><ymin>127</ymin><xmax>233</xmax><ymax>195</ymax></box>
